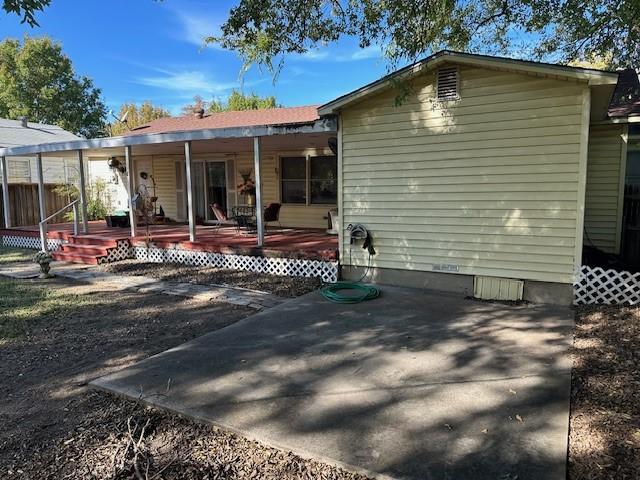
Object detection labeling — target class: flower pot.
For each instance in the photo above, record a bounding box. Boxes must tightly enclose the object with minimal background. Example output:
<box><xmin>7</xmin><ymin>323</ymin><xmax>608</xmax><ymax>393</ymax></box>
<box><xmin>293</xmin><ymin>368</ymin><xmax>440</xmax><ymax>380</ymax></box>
<box><xmin>38</xmin><ymin>262</ymin><xmax>52</xmax><ymax>279</ymax></box>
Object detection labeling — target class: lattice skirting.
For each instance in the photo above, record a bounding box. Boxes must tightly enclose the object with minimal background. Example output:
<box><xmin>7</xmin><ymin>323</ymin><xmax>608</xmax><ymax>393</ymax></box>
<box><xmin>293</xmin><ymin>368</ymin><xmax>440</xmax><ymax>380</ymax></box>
<box><xmin>574</xmin><ymin>265</ymin><xmax>640</xmax><ymax>305</ymax></box>
<box><xmin>133</xmin><ymin>246</ymin><xmax>338</xmax><ymax>283</ymax></box>
<box><xmin>98</xmin><ymin>240</ymin><xmax>134</xmax><ymax>264</ymax></box>
<box><xmin>2</xmin><ymin>235</ymin><xmax>64</xmax><ymax>252</ymax></box>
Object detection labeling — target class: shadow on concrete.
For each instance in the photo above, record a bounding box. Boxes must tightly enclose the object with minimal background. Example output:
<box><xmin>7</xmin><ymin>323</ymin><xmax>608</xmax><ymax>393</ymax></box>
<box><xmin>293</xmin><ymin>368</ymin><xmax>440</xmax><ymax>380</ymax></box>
<box><xmin>93</xmin><ymin>285</ymin><xmax>574</xmax><ymax>480</ymax></box>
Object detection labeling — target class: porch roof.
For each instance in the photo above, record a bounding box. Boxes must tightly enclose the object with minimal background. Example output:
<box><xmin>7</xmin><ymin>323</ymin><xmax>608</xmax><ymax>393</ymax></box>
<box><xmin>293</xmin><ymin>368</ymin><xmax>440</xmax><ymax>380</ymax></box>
<box><xmin>0</xmin><ymin>115</ymin><xmax>337</xmax><ymax>158</ymax></box>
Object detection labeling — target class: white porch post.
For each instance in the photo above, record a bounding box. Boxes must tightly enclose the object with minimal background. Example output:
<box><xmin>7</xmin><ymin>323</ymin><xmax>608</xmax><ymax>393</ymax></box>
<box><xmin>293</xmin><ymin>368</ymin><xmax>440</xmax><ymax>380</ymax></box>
<box><xmin>253</xmin><ymin>136</ymin><xmax>264</xmax><ymax>247</ymax></box>
<box><xmin>1</xmin><ymin>156</ymin><xmax>10</xmax><ymax>228</ymax></box>
<box><xmin>76</xmin><ymin>150</ymin><xmax>89</xmax><ymax>234</ymax></box>
<box><xmin>184</xmin><ymin>140</ymin><xmax>196</xmax><ymax>242</ymax></box>
<box><xmin>36</xmin><ymin>152</ymin><xmax>47</xmax><ymax>250</ymax></box>
<box><xmin>125</xmin><ymin>146</ymin><xmax>138</xmax><ymax>237</ymax></box>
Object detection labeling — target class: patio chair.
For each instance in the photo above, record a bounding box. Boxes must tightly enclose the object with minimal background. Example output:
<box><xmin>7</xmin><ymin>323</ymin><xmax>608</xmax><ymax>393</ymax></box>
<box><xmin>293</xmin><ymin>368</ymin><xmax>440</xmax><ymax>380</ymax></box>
<box><xmin>210</xmin><ymin>203</ymin><xmax>238</xmax><ymax>232</ymax></box>
<box><xmin>263</xmin><ymin>203</ymin><xmax>282</xmax><ymax>231</ymax></box>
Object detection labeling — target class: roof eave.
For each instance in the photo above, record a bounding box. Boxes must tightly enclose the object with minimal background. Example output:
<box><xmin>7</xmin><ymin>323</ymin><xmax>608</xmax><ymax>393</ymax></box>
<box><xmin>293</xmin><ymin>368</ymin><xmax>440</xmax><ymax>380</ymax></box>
<box><xmin>319</xmin><ymin>51</ymin><xmax>619</xmax><ymax>115</ymax></box>
<box><xmin>0</xmin><ymin>117</ymin><xmax>337</xmax><ymax>157</ymax></box>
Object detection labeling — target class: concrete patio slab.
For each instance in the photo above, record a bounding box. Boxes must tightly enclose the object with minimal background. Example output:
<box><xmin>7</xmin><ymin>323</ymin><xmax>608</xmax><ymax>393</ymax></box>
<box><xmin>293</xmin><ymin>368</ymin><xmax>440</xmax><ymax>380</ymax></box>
<box><xmin>92</xmin><ymin>286</ymin><xmax>574</xmax><ymax>480</ymax></box>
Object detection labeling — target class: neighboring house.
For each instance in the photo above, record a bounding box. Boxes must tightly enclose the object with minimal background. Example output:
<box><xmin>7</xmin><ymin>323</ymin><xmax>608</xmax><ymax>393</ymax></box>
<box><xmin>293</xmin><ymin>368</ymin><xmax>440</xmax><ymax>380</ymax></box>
<box><xmin>0</xmin><ymin>118</ymin><xmax>129</xmax><ymax>223</ymax></box>
<box><xmin>0</xmin><ymin>117</ymin><xmax>80</xmax><ymax>184</ymax></box>
<box><xmin>1</xmin><ymin>50</ymin><xmax>639</xmax><ymax>304</ymax></box>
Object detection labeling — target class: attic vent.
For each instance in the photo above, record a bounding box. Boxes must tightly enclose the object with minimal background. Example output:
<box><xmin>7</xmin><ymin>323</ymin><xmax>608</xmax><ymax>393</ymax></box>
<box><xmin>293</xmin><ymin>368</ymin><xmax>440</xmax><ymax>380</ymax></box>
<box><xmin>436</xmin><ymin>66</ymin><xmax>459</xmax><ymax>100</ymax></box>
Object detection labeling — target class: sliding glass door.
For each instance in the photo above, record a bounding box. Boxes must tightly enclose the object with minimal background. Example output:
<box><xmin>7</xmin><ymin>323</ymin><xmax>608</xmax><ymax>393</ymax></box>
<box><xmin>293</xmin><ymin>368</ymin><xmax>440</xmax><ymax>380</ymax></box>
<box><xmin>176</xmin><ymin>160</ymin><xmax>231</xmax><ymax>223</ymax></box>
<box><xmin>206</xmin><ymin>162</ymin><xmax>227</xmax><ymax>215</ymax></box>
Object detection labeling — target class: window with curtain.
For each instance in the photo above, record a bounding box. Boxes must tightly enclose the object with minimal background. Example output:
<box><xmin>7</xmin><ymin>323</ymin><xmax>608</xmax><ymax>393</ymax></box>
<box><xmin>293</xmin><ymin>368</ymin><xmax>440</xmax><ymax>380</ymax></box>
<box><xmin>280</xmin><ymin>156</ymin><xmax>306</xmax><ymax>204</ymax></box>
<box><xmin>310</xmin><ymin>155</ymin><xmax>337</xmax><ymax>204</ymax></box>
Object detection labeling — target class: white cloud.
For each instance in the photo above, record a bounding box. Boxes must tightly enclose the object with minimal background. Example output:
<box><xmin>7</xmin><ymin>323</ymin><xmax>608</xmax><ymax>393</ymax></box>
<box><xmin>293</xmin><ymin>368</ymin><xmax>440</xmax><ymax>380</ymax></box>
<box><xmin>290</xmin><ymin>45</ymin><xmax>383</xmax><ymax>63</ymax></box>
<box><xmin>293</xmin><ymin>50</ymin><xmax>330</xmax><ymax>61</ymax></box>
<box><xmin>337</xmin><ymin>45</ymin><xmax>383</xmax><ymax>62</ymax></box>
<box><xmin>175</xmin><ymin>10</ymin><xmax>221</xmax><ymax>47</ymax></box>
<box><xmin>159</xmin><ymin>1</ymin><xmax>222</xmax><ymax>48</ymax></box>
<box><xmin>136</xmin><ymin>70</ymin><xmax>236</xmax><ymax>95</ymax></box>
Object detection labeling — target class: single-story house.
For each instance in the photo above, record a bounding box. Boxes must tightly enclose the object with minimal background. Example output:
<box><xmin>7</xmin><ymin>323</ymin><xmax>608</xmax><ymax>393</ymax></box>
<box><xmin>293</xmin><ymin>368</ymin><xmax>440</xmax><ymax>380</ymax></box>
<box><xmin>1</xmin><ymin>50</ymin><xmax>638</xmax><ymax>305</ymax></box>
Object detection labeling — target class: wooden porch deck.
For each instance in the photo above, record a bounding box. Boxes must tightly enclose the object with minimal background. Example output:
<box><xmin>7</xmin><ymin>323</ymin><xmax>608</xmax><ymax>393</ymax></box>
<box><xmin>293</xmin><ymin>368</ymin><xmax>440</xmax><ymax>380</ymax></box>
<box><xmin>2</xmin><ymin>221</ymin><xmax>339</xmax><ymax>261</ymax></box>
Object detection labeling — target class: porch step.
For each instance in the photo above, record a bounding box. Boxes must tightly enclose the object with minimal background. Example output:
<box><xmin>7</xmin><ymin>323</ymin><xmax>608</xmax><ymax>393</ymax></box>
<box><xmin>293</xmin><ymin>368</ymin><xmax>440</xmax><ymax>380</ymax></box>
<box><xmin>53</xmin><ymin>234</ymin><xmax>130</xmax><ymax>265</ymax></box>
<box><xmin>68</xmin><ymin>235</ymin><xmax>121</xmax><ymax>248</ymax></box>
<box><xmin>51</xmin><ymin>251</ymin><xmax>100</xmax><ymax>265</ymax></box>
<box><xmin>60</xmin><ymin>243</ymin><xmax>111</xmax><ymax>256</ymax></box>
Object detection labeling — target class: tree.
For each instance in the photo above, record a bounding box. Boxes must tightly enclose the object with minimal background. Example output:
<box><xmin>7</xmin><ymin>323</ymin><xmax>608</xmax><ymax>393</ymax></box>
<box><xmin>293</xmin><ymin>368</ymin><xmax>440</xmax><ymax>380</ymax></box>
<box><xmin>0</xmin><ymin>36</ymin><xmax>107</xmax><ymax>138</ymax></box>
<box><xmin>181</xmin><ymin>90</ymin><xmax>279</xmax><ymax>115</ymax></box>
<box><xmin>110</xmin><ymin>101</ymin><xmax>171</xmax><ymax>136</ymax></box>
<box><xmin>210</xmin><ymin>0</ymin><xmax>640</xmax><ymax>72</ymax></box>
<box><xmin>209</xmin><ymin>90</ymin><xmax>278</xmax><ymax>112</ymax></box>
<box><xmin>2</xmin><ymin>0</ymin><xmax>50</xmax><ymax>26</ymax></box>
<box><xmin>181</xmin><ymin>95</ymin><xmax>209</xmax><ymax>116</ymax></box>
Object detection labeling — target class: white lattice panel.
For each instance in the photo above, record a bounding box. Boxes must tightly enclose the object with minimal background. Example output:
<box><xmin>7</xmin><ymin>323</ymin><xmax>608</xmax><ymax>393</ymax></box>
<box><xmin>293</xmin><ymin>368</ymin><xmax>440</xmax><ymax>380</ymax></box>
<box><xmin>574</xmin><ymin>265</ymin><xmax>640</xmax><ymax>305</ymax></box>
<box><xmin>2</xmin><ymin>235</ymin><xmax>64</xmax><ymax>252</ymax></box>
<box><xmin>98</xmin><ymin>240</ymin><xmax>134</xmax><ymax>264</ymax></box>
<box><xmin>133</xmin><ymin>246</ymin><xmax>338</xmax><ymax>282</ymax></box>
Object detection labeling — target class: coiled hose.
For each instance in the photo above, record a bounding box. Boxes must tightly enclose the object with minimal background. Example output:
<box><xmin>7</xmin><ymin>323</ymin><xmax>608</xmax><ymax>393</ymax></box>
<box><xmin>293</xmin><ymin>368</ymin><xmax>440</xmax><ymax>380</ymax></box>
<box><xmin>320</xmin><ymin>282</ymin><xmax>380</xmax><ymax>304</ymax></box>
<box><xmin>320</xmin><ymin>223</ymin><xmax>381</xmax><ymax>303</ymax></box>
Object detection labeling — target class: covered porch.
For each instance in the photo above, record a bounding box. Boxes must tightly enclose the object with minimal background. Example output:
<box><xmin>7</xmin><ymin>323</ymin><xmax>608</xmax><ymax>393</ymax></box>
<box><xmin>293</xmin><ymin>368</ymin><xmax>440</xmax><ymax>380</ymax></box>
<box><xmin>0</xmin><ymin>113</ymin><xmax>340</xmax><ymax>281</ymax></box>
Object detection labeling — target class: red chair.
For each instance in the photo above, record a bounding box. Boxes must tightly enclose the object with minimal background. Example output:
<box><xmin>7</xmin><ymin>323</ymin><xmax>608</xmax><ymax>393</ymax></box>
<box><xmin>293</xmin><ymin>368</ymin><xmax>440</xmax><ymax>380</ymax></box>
<box><xmin>264</xmin><ymin>203</ymin><xmax>282</xmax><ymax>231</ymax></box>
<box><xmin>210</xmin><ymin>203</ymin><xmax>238</xmax><ymax>231</ymax></box>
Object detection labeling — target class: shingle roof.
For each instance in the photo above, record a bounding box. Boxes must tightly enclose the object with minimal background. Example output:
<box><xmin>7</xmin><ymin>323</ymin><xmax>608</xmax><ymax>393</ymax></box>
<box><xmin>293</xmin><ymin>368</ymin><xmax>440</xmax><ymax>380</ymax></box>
<box><xmin>608</xmin><ymin>68</ymin><xmax>640</xmax><ymax>118</ymax></box>
<box><xmin>0</xmin><ymin>118</ymin><xmax>80</xmax><ymax>148</ymax></box>
<box><xmin>123</xmin><ymin>105</ymin><xmax>321</xmax><ymax>136</ymax></box>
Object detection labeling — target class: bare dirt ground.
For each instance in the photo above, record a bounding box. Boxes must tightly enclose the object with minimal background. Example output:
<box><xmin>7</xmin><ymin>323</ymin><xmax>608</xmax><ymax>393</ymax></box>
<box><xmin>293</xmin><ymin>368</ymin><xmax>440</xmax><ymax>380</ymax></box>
<box><xmin>569</xmin><ymin>305</ymin><xmax>640</xmax><ymax>479</ymax></box>
<box><xmin>0</xmin><ymin>276</ymin><xmax>367</xmax><ymax>480</ymax></box>
<box><xmin>99</xmin><ymin>260</ymin><xmax>322</xmax><ymax>297</ymax></box>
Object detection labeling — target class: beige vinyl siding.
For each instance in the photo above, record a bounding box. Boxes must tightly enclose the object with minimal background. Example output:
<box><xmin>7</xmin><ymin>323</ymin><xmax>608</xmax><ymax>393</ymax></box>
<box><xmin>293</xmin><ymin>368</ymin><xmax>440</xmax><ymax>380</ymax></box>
<box><xmin>148</xmin><ymin>155</ymin><xmax>178</xmax><ymax>219</ymax></box>
<box><xmin>149</xmin><ymin>148</ymin><xmax>334</xmax><ymax>228</ymax></box>
<box><xmin>86</xmin><ymin>158</ymin><xmax>129</xmax><ymax>211</ymax></box>
<box><xmin>584</xmin><ymin>124</ymin><xmax>625</xmax><ymax>253</ymax></box>
<box><xmin>235</xmin><ymin>149</ymin><xmax>334</xmax><ymax>229</ymax></box>
<box><xmin>341</xmin><ymin>65</ymin><xmax>587</xmax><ymax>284</ymax></box>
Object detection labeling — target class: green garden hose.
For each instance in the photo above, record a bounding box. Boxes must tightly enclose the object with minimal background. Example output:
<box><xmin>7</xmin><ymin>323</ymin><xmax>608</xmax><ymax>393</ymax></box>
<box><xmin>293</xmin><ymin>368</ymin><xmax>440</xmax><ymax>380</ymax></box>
<box><xmin>320</xmin><ymin>223</ymin><xmax>380</xmax><ymax>304</ymax></box>
<box><xmin>320</xmin><ymin>282</ymin><xmax>380</xmax><ymax>304</ymax></box>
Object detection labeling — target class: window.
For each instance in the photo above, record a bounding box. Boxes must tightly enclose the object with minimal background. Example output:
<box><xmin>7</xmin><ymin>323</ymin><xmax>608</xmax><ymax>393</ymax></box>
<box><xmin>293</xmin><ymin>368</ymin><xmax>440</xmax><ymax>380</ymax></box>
<box><xmin>8</xmin><ymin>159</ymin><xmax>30</xmax><ymax>183</ymax></box>
<box><xmin>281</xmin><ymin>156</ymin><xmax>306</xmax><ymax>204</ymax></box>
<box><xmin>310</xmin><ymin>156</ymin><xmax>337</xmax><ymax>204</ymax></box>
<box><xmin>280</xmin><ymin>155</ymin><xmax>338</xmax><ymax>205</ymax></box>
<box><xmin>436</xmin><ymin>66</ymin><xmax>459</xmax><ymax>100</ymax></box>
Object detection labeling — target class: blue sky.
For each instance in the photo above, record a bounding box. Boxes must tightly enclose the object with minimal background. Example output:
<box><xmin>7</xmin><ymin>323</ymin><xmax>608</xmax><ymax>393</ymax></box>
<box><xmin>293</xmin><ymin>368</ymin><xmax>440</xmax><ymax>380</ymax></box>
<box><xmin>0</xmin><ymin>0</ymin><xmax>391</xmax><ymax>115</ymax></box>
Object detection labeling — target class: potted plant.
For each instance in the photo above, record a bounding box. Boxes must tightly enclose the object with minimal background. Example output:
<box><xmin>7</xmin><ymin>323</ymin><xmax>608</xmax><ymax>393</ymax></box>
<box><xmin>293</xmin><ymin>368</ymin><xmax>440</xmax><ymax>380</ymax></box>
<box><xmin>33</xmin><ymin>251</ymin><xmax>54</xmax><ymax>279</ymax></box>
<box><xmin>237</xmin><ymin>169</ymin><xmax>256</xmax><ymax>206</ymax></box>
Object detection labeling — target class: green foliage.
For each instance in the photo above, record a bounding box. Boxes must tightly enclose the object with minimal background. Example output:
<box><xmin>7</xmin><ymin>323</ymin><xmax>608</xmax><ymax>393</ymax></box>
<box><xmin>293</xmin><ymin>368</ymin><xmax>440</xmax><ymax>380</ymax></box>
<box><xmin>182</xmin><ymin>90</ymin><xmax>279</xmax><ymax>115</ymax></box>
<box><xmin>2</xmin><ymin>0</ymin><xmax>50</xmax><ymax>26</ymax></box>
<box><xmin>0</xmin><ymin>36</ymin><xmax>107</xmax><ymax>138</ymax></box>
<box><xmin>53</xmin><ymin>178</ymin><xmax>113</xmax><ymax>221</ymax></box>
<box><xmin>210</xmin><ymin>0</ymin><xmax>640</xmax><ymax>72</ymax></box>
<box><xmin>209</xmin><ymin>90</ymin><xmax>279</xmax><ymax>113</ymax></box>
<box><xmin>110</xmin><ymin>101</ymin><xmax>171</xmax><ymax>136</ymax></box>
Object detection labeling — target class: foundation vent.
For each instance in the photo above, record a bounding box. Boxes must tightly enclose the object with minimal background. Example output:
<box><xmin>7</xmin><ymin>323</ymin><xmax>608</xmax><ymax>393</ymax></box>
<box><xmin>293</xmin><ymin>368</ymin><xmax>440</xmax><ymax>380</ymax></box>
<box><xmin>474</xmin><ymin>276</ymin><xmax>524</xmax><ymax>301</ymax></box>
